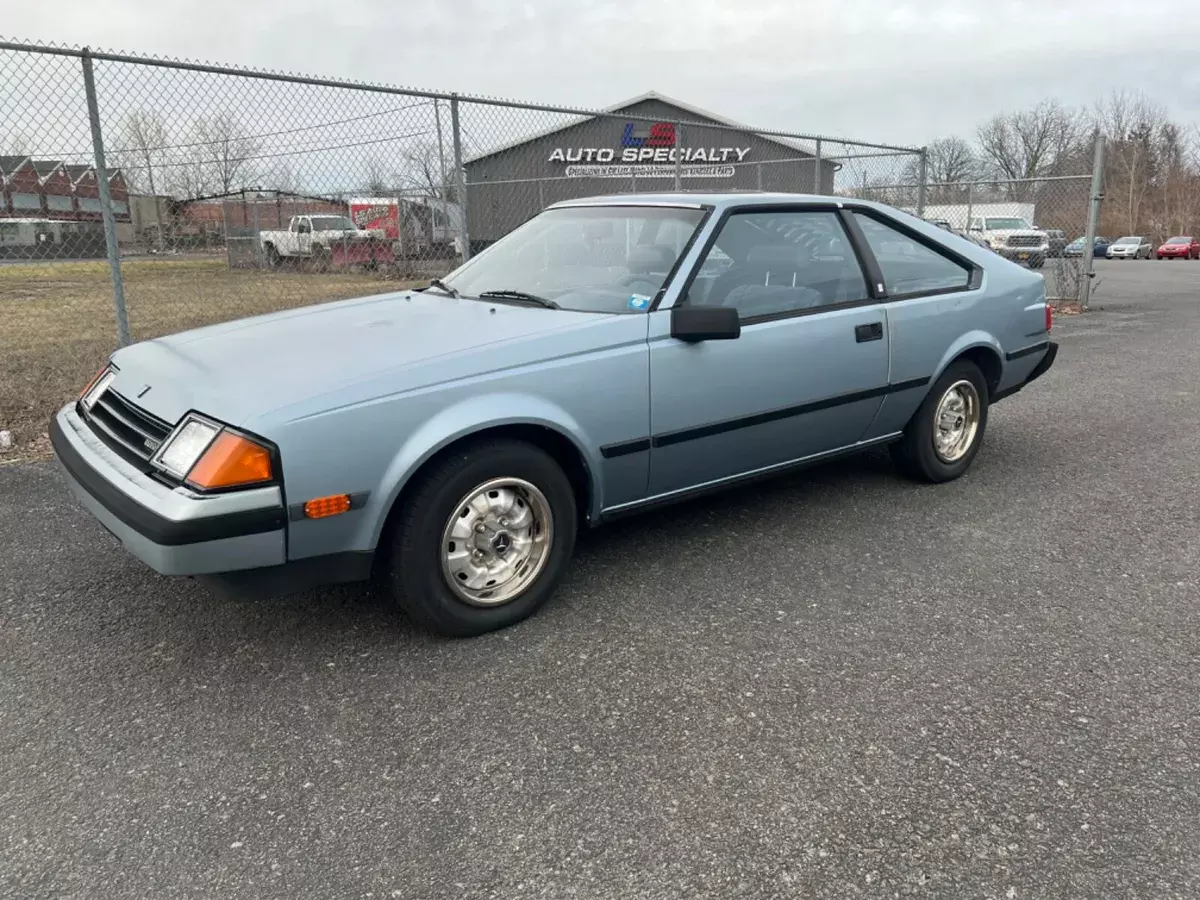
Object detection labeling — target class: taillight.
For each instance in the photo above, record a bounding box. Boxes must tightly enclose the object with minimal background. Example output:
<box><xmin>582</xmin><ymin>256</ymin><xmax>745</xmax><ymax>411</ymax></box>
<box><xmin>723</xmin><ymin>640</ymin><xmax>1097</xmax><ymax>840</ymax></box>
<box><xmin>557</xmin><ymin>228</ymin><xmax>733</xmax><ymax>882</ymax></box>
<box><xmin>1045</xmin><ymin>302</ymin><xmax>1052</xmax><ymax>332</ymax></box>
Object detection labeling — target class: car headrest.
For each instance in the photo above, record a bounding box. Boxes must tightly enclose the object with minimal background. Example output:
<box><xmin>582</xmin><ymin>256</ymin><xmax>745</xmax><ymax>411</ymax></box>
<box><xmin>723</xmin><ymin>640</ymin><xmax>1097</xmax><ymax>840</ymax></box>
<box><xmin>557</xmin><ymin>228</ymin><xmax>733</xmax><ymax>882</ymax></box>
<box><xmin>626</xmin><ymin>245</ymin><xmax>674</xmax><ymax>274</ymax></box>
<box><xmin>745</xmin><ymin>244</ymin><xmax>805</xmax><ymax>269</ymax></box>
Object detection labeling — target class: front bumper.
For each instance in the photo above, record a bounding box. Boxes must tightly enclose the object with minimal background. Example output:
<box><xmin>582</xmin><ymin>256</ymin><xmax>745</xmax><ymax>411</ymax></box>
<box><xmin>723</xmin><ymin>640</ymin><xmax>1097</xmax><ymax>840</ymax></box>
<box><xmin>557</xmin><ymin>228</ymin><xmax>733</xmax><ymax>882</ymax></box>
<box><xmin>50</xmin><ymin>404</ymin><xmax>286</xmax><ymax>575</ymax></box>
<box><xmin>996</xmin><ymin>247</ymin><xmax>1047</xmax><ymax>262</ymax></box>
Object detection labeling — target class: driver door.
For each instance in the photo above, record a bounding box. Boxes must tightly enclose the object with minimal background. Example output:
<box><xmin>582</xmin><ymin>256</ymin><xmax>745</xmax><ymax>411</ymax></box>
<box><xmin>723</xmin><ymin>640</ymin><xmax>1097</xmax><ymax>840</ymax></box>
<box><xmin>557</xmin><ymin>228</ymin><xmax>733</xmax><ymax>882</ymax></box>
<box><xmin>647</xmin><ymin>207</ymin><xmax>891</xmax><ymax>496</ymax></box>
<box><xmin>295</xmin><ymin>217</ymin><xmax>312</xmax><ymax>255</ymax></box>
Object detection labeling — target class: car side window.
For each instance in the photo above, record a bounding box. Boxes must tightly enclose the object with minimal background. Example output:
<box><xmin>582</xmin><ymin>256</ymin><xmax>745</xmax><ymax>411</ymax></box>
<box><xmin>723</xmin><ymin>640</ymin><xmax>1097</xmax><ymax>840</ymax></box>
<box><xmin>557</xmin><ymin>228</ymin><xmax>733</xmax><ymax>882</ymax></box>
<box><xmin>852</xmin><ymin>213</ymin><xmax>971</xmax><ymax>297</ymax></box>
<box><xmin>697</xmin><ymin>210</ymin><xmax>868</xmax><ymax>320</ymax></box>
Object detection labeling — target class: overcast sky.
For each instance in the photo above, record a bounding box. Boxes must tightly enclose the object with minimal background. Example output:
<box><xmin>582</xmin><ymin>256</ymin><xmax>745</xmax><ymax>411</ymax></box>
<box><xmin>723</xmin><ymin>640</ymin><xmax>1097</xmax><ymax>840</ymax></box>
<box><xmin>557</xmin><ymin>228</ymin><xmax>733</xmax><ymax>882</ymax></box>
<box><xmin>5</xmin><ymin>0</ymin><xmax>1198</xmax><ymax>148</ymax></box>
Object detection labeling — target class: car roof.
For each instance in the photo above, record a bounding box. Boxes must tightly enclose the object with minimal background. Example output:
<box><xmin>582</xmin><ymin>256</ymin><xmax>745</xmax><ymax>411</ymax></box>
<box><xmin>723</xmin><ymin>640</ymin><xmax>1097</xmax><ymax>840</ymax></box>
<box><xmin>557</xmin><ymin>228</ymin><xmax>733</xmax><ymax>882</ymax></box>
<box><xmin>546</xmin><ymin>191</ymin><xmax>888</xmax><ymax>213</ymax></box>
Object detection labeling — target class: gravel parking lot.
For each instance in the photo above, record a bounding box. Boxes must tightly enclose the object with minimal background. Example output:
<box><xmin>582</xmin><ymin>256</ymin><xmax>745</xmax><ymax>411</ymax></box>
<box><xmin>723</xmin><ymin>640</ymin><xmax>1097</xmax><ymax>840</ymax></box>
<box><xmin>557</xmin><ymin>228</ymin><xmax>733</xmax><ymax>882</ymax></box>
<box><xmin>2</xmin><ymin>260</ymin><xmax>1198</xmax><ymax>899</ymax></box>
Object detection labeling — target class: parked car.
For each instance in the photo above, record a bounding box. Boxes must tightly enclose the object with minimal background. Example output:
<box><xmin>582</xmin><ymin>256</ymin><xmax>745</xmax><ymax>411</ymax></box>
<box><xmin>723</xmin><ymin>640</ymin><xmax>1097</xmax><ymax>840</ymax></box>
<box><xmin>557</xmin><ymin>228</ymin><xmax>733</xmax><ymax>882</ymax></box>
<box><xmin>1064</xmin><ymin>236</ymin><xmax>1111</xmax><ymax>258</ymax></box>
<box><xmin>52</xmin><ymin>192</ymin><xmax>1057</xmax><ymax>637</ymax></box>
<box><xmin>1156</xmin><ymin>235</ymin><xmax>1200</xmax><ymax>260</ymax></box>
<box><xmin>1106</xmin><ymin>236</ymin><xmax>1154</xmax><ymax>259</ymax></box>
<box><xmin>966</xmin><ymin>215</ymin><xmax>1049</xmax><ymax>268</ymax></box>
<box><xmin>1039</xmin><ymin>228</ymin><xmax>1067</xmax><ymax>258</ymax></box>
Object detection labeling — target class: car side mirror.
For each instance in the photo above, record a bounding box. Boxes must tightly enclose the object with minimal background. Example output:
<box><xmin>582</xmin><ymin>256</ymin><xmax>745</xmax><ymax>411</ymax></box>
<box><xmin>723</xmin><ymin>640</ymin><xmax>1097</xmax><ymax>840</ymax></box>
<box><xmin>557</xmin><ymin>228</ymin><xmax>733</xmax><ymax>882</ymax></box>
<box><xmin>969</xmin><ymin>226</ymin><xmax>982</xmax><ymax>232</ymax></box>
<box><xmin>671</xmin><ymin>305</ymin><xmax>741</xmax><ymax>342</ymax></box>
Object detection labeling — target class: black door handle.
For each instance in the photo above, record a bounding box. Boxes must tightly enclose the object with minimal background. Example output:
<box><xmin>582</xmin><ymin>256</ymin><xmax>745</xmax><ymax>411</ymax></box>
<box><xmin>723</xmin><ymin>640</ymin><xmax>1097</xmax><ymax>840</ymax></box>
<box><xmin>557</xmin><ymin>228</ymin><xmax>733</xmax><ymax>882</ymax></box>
<box><xmin>855</xmin><ymin>322</ymin><xmax>884</xmax><ymax>343</ymax></box>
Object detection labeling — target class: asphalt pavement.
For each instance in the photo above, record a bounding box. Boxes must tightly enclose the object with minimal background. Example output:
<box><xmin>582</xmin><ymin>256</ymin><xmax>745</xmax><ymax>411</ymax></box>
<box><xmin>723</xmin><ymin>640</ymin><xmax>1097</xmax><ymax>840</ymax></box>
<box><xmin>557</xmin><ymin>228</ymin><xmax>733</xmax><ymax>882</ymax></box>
<box><xmin>2</xmin><ymin>260</ymin><xmax>1198</xmax><ymax>899</ymax></box>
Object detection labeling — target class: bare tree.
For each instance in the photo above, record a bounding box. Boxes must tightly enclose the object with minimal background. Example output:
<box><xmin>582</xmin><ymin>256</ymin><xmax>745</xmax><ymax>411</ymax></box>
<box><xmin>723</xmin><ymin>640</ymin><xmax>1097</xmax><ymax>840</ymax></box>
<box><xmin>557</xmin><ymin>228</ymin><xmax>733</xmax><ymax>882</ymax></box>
<box><xmin>397</xmin><ymin>142</ymin><xmax>455</xmax><ymax>202</ymax></box>
<box><xmin>185</xmin><ymin>113</ymin><xmax>262</xmax><ymax>195</ymax></box>
<box><xmin>976</xmin><ymin>100</ymin><xmax>1089</xmax><ymax>197</ymax></box>
<box><xmin>360</xmin><ymin>156</ymin><xmax>392</xmax><ymax>194</ymax></box>
<box><xmin>112</xmin><ymin>110</ymin><xmax>170</xmax><ymax>196</ymax></box>
<box><xmin>262</xmin><ymin>161</ymin><xmax>306</xmax><ymax>196</ymax></box>
<box><xmin>1093</xmin><ymin>91</ymin><xmax>1170</xmax><ymax>237</ymax></box>
<box><xmin>905</xmin><ymin>136</ymin><xmax>979</xmax><ymax>186</ymax></box>
<box><xmin>2</xmin><ymin>131</ymin><xmax>32</xmax><ymax>156</ymax></box>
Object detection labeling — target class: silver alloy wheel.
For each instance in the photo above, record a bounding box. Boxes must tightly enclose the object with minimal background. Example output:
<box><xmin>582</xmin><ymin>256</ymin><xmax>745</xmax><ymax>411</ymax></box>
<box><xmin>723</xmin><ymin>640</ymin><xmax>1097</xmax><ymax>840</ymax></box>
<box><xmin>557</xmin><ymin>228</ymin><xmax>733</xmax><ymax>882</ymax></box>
<box><xmin>440</xmin><ymin>477</ymin><xmax>554</xmax><ymax>607</ymax></box>
<box><xmin>932</xmin><ymin>379</ymin><xmax>981</xmax><ymax>464</ymax></box>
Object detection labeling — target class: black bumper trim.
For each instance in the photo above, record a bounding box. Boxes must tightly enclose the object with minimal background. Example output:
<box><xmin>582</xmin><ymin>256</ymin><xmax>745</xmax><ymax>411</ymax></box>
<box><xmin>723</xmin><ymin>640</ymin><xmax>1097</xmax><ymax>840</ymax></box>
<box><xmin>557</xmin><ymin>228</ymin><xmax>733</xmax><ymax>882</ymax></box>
<box><xmin>199</xmin><ymin>551</ymin><xmax>375</xmax><ymax>599</ymax></box>
<box><xmin>993</xmin><ymin>341</ymin><xmax>1058</xmax><ymax>402</ymax></box>
<box><xmin>1006</xmin><ymin>340</ymin><xmax>1051</xmax><ymax>362</ymax></box>
<box><xmin>51</xmin><ymin>415</ymin><xmax>286</xmax><ymax>547</ymax></box>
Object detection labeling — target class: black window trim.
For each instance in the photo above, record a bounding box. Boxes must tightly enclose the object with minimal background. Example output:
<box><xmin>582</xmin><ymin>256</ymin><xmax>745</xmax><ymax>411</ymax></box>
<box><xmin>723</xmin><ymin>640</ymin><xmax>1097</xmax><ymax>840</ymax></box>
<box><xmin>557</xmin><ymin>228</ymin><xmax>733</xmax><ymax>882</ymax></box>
<box><xmin>668</xmin><ymin>202</ymin><xmax>880</xmax><ymax>326</ymax></box>
<box><xmin>844</xmin><ymin>204</ymin><xmax>984</xmax><ymax>299</ymax></box>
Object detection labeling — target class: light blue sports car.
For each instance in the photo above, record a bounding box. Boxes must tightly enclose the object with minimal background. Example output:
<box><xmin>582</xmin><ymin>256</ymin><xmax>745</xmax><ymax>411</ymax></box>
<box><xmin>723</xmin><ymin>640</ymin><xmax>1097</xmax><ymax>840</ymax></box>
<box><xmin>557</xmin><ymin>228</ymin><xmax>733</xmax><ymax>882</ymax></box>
<box><xmin>53</xmin><ymin>192</ymin><xmax>1057</xmax><ymax>635</ymax></box>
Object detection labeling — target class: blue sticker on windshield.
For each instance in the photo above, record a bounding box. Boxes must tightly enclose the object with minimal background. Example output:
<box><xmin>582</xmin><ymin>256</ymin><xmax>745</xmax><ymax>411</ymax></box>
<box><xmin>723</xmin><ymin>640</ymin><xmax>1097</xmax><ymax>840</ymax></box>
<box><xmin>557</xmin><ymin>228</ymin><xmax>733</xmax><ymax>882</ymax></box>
<box><xmin>627</xmin><ymin>294</ymin><xmax>651</xmax><ymax>310</ymax></box>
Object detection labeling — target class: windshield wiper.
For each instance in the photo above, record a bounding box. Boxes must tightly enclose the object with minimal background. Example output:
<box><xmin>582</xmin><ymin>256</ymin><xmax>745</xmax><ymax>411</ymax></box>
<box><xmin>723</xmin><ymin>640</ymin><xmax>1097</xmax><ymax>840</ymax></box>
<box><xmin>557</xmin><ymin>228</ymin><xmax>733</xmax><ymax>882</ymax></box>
<box><xmin>424</xmin><ymin>278</ymin><xmax>459</xmax><ymax>298</ymax></box>
<box><xmin>478</xmin><ymin>290</ymin><xmax>560</xmax><ymax>310</ymax></box>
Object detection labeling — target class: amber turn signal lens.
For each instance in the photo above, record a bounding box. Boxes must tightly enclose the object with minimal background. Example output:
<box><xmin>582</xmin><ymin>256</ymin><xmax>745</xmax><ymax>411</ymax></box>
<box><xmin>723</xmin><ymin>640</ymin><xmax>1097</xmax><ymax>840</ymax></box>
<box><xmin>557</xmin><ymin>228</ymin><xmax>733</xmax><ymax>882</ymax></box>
<box><xmin>79</xmin><ymin>366</ymin><xmax>108</xmax><ymax>400</ymax></box>
<box><xmin>303</xmin><ymin>494</ymin><xmax>351</xmax><ymax>519</ymax></box>
<box><xmin>185</xmin><ymin>432</ymin><xmax>273</xmax><ymax>489</ymax></box>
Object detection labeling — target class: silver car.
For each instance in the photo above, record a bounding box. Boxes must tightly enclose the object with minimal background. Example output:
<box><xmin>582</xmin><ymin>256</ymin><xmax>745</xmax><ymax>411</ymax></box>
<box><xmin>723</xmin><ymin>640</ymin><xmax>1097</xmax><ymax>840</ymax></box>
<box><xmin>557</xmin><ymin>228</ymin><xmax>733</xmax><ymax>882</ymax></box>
<box><xmin>53</xmin><ymin>193</ymin><xmax>1058</xmax><ymax>636</ymax></box>
<box><xmin>1107</xmin><ymin>236</ymin><xmax>1153</xmax><ymax>259</ymax></box>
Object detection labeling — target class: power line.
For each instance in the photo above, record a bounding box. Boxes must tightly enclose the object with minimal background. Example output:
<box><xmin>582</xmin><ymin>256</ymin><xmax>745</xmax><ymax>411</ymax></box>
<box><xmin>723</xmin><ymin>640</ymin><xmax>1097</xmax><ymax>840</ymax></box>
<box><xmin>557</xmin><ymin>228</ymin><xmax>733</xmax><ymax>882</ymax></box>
<box><xmin>117</xmin><ymin>98</ymin><xmax>435</xmax><ymax>154</ymax></box>
<box><xmin>117</xmin><ymin>128</ymin><xmax>433</xmax><ymax>172</ymax></box>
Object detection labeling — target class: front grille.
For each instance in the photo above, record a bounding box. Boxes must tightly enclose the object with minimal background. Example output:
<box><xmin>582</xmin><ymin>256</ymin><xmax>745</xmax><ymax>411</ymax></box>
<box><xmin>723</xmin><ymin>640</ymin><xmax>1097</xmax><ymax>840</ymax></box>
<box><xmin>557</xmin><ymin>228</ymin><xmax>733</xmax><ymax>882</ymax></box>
<box><xmin>1006</xmin><ymin>235</ymin><xmax>1043</xmax><ymax>248</ymax></box>
<box><xmin>81</xmin><ymin>389</ymin><xmax>173</xmax><ymax>468</ymax></box>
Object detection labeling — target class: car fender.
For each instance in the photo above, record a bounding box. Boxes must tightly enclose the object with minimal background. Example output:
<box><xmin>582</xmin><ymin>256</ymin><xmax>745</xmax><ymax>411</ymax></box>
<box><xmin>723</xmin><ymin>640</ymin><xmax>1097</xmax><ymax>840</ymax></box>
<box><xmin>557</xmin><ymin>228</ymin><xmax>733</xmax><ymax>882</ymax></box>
<box><xmin>930</xmin><ymin>330</ymin><xmax>1006</xmax><ymax>391</ymax></box>
<box><xmin>366</xmin><ymin>392</ymin><xmax>604</xmax><ymax>548</ymax></box>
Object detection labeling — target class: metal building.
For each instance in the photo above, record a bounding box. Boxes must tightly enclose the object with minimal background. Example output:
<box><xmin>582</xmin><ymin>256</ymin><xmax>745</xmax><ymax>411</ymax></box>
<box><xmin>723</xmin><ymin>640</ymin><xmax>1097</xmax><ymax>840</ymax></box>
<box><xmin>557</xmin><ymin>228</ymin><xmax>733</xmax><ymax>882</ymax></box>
<box><xmin>463</xmin><ymin>92</ymin><xmax>838</xmax><ymax>249</ymax></box>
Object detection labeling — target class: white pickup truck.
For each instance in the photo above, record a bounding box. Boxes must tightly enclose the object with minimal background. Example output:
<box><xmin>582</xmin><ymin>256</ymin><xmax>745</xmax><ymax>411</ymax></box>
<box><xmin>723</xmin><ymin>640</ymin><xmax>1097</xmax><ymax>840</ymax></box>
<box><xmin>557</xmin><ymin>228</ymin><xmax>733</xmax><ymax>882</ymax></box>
<box><xmin>259</xmin><ymin>214</ymin><xmax>389</xmax><ymax>269</ymax></box>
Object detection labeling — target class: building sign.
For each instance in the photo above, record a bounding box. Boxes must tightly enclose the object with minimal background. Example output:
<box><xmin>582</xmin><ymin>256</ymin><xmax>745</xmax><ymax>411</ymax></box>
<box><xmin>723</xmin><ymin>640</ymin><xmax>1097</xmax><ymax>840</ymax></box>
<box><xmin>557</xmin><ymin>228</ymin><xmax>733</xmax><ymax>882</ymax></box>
<box><xmin>548</xmin><ymin>121</ymin><xmax>751</xmax><ymax>178</ymax></box>
<box><xmin>348</xmin><ymin>198</ymin><xmax>400</xmax><ymax>240</ymax></box>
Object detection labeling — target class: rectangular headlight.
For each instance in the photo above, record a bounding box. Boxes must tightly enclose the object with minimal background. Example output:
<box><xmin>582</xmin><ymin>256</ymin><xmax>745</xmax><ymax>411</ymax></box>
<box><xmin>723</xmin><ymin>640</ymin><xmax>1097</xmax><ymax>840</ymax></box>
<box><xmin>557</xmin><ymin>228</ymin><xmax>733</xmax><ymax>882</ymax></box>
<box><xmin>152</xmin><ymin>415</ymin><xmax>221</xmax><ymax>479</ymax></box>
<box><xmin>80</xmin><ymin>367</ymin><xmax>116</xmax><ymax>411</ymax></box>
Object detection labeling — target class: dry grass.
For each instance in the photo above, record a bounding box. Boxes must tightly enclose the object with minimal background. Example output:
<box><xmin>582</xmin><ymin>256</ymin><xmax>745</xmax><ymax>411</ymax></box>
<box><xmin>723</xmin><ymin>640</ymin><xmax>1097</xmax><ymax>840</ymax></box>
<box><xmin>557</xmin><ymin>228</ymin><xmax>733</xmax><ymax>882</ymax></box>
<box><xmin>0</xmin><ymin>256</ymin><xmax>421</xmax><ymax>457</ymax></box>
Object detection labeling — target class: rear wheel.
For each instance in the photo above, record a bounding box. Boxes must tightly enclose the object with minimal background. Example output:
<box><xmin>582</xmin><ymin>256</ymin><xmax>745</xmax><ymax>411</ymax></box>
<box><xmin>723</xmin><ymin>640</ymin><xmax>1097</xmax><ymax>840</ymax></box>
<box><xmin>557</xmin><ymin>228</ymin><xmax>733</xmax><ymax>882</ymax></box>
<box><xmin>311</xmin><ymin>246</ymin><xmax>330</xmax><ymax>273</ymax></box>
<box><xmin>890</xmin><ymin>360</ymin><xmax>989</xmax><ymax>484</ymax></box>
<box><xmin>264</xmin><ymin>243</ymin><xmax>281</xmax><ymax>268</ymax></box>
<box><xmin>384</xmin><ymin>439</ymin><xmax>578</xmax><ymax>637</ymax></box>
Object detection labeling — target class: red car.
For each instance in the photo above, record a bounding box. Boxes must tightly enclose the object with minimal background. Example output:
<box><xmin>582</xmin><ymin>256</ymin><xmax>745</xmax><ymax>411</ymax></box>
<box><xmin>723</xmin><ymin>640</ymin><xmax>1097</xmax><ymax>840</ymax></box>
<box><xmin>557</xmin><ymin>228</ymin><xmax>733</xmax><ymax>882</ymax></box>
<box><xmin>1156</xmin><ymin>235</ymin><xmax>1200</xmax><ymax>259</ymax></box>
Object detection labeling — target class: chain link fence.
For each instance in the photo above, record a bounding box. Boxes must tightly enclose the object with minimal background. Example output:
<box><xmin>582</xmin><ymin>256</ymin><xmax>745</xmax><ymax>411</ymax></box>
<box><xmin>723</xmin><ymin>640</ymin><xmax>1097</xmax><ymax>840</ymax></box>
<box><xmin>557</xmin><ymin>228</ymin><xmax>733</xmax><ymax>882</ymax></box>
<box><xmin>860</xmin><ymin>173</ymin><xmax>1099</xmax><ymax>301</ymax></box>
<box><xmin>2</xmin><ymin>38</ymin><xmax>1102</xmax><ymax>456</ymax></box>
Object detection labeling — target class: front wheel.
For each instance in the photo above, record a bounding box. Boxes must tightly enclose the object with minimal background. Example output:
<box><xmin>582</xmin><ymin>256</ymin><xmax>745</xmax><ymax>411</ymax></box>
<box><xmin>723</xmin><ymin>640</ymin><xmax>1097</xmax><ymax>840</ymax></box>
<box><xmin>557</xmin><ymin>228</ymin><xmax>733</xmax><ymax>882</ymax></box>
<box><xmin>384</xmin><ymin>439</ymin><xmax>578</xmax><ymax>636</ymax></box>
<box><xmin>890</xmin><ymin>360</ymin><xmax>989</xmax><ymax>483</ymax></box>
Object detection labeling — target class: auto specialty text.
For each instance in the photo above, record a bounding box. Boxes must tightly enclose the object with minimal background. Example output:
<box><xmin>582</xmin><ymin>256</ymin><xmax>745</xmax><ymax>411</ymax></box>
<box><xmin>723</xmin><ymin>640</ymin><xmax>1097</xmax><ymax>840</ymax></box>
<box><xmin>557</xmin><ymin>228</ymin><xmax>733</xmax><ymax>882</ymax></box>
<box><xmin>547</xmin><ymin>146</ymin><xmax>751</xmax><ymax>165</ymax></box>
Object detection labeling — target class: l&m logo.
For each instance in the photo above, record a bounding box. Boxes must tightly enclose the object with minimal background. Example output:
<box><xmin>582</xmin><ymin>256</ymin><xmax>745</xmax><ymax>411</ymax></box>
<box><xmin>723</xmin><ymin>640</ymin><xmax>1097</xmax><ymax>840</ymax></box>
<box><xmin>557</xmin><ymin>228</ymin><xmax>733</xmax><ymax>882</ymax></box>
<box><xmin>621</xmin><ymin>122</ymin><xmax>677</xmax><ymax>148</ymax></box>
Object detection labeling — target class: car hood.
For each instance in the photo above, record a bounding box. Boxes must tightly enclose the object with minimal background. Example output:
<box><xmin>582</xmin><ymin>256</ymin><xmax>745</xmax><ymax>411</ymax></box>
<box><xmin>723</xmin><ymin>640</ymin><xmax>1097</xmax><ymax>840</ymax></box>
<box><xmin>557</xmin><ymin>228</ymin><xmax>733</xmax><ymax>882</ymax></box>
<box><xmin>109</xmin><ymin>290</ymin><xmax>609</xmax><ymax>428</ymax></box>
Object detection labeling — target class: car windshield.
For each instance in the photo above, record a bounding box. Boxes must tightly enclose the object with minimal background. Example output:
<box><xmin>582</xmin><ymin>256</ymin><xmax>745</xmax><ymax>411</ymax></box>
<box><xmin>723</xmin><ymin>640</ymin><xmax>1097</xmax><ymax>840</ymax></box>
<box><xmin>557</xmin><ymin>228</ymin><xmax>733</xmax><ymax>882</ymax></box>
<box><xmin>440</xmin><ymin>205</ymin><xmax>707</xmax><ymax>314</ymax></box>
<box><xmin>311</xmin><ymin>217</ymin><xmax>357</xmax><ymax>231</ymax></box>
<box><xmin>1167</xmin><ymin>236</ymin><xmax>1191</xmax><ymax>244</ymax></box>
<box><xmin>985</xmin><ymin>217</ymin><xmax>1031</xmax><ymax>230</ymax></box>
<box><xmin>1115</xmin><ymin>236</ymin><xmax>1140</xmax><ymax>244</ymax></box>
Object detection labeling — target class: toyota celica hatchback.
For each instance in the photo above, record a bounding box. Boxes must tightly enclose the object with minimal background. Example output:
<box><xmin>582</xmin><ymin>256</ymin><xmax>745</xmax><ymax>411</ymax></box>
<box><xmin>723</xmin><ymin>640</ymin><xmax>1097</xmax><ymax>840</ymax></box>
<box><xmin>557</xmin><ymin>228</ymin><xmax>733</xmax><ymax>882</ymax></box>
<box><xmin>53</xmin><ymin>193</ymin><xmax>1057</xmax><ymax>636</ymax></box>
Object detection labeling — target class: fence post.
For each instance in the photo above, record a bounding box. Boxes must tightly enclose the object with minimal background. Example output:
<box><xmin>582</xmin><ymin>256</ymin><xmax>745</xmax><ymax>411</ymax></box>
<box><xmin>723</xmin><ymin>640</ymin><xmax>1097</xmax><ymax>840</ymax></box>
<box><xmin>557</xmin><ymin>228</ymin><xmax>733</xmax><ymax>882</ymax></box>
<box><xmin>756</xmin><ymin>162</ymin><xmax>763</xmax><ymax>191</ymax></box>
<box><xmin>80</xmin><ymin>48</ymin><xmax>131</xmax><ymax>347</ymax></box>
<box><xmin>673</xmin><ymin>122</ymin><xmax>683</xmax><ymax>191</ymax></box>
<box><xmin>449</xmin><ymin>94</ymin><xmax>470</xmax><ymax>262</ymax></box>
<box><xmin>434</xmin><ymin>98</ymin><xmax>448</xmax><ymax>203</ymax></box>
<box><xmin>537</xmin><ymin>179</ymin><xmax>545</xmax><ymax>210</ymax></box>
<box><xmin>1079</xmin><ymin>132</ymin><xmax>1106</xmax><ymax>310</ymax></box>
<box><xmin>916</xmin><ymin>147</ymin><xmax>929</xmax><ymax>217</ymax></box>
<box><xmin>965</xmin><ymin>181</ymin><xmax>973</xmax><ymax>230</ymax></box>
<box><xmin>813</xmin><ymin>139</ymin><xmax>822</xmax><ymax>193</ymax></box>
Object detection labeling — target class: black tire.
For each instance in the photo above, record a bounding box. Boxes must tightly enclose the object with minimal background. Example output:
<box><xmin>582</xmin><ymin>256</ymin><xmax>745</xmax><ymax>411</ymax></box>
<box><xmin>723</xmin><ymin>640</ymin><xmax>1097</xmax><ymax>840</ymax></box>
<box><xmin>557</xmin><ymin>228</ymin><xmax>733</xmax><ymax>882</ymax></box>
<box><xmin>1027</xmin><ymin>256</ymin><xmax>1045</xmax><ymax>270</ymax></box>
<box><xmin>310</xmin><ymin>245</ymin><xmax>330</xmax><ymax>273</ymax></box>
<box><xmin>264</xmin><ymin>243</ymin><xmax>281</xmax><ymax>269</ymax></box>
<box><xmin>384</xmin><ymin>439</ymin><xmax>578</xmax><ymax>637</ymax></box>
<box><xmin>890</xmin><ymin>359</ymin><xmax>989</xmax><ymax>484</ymax></box>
